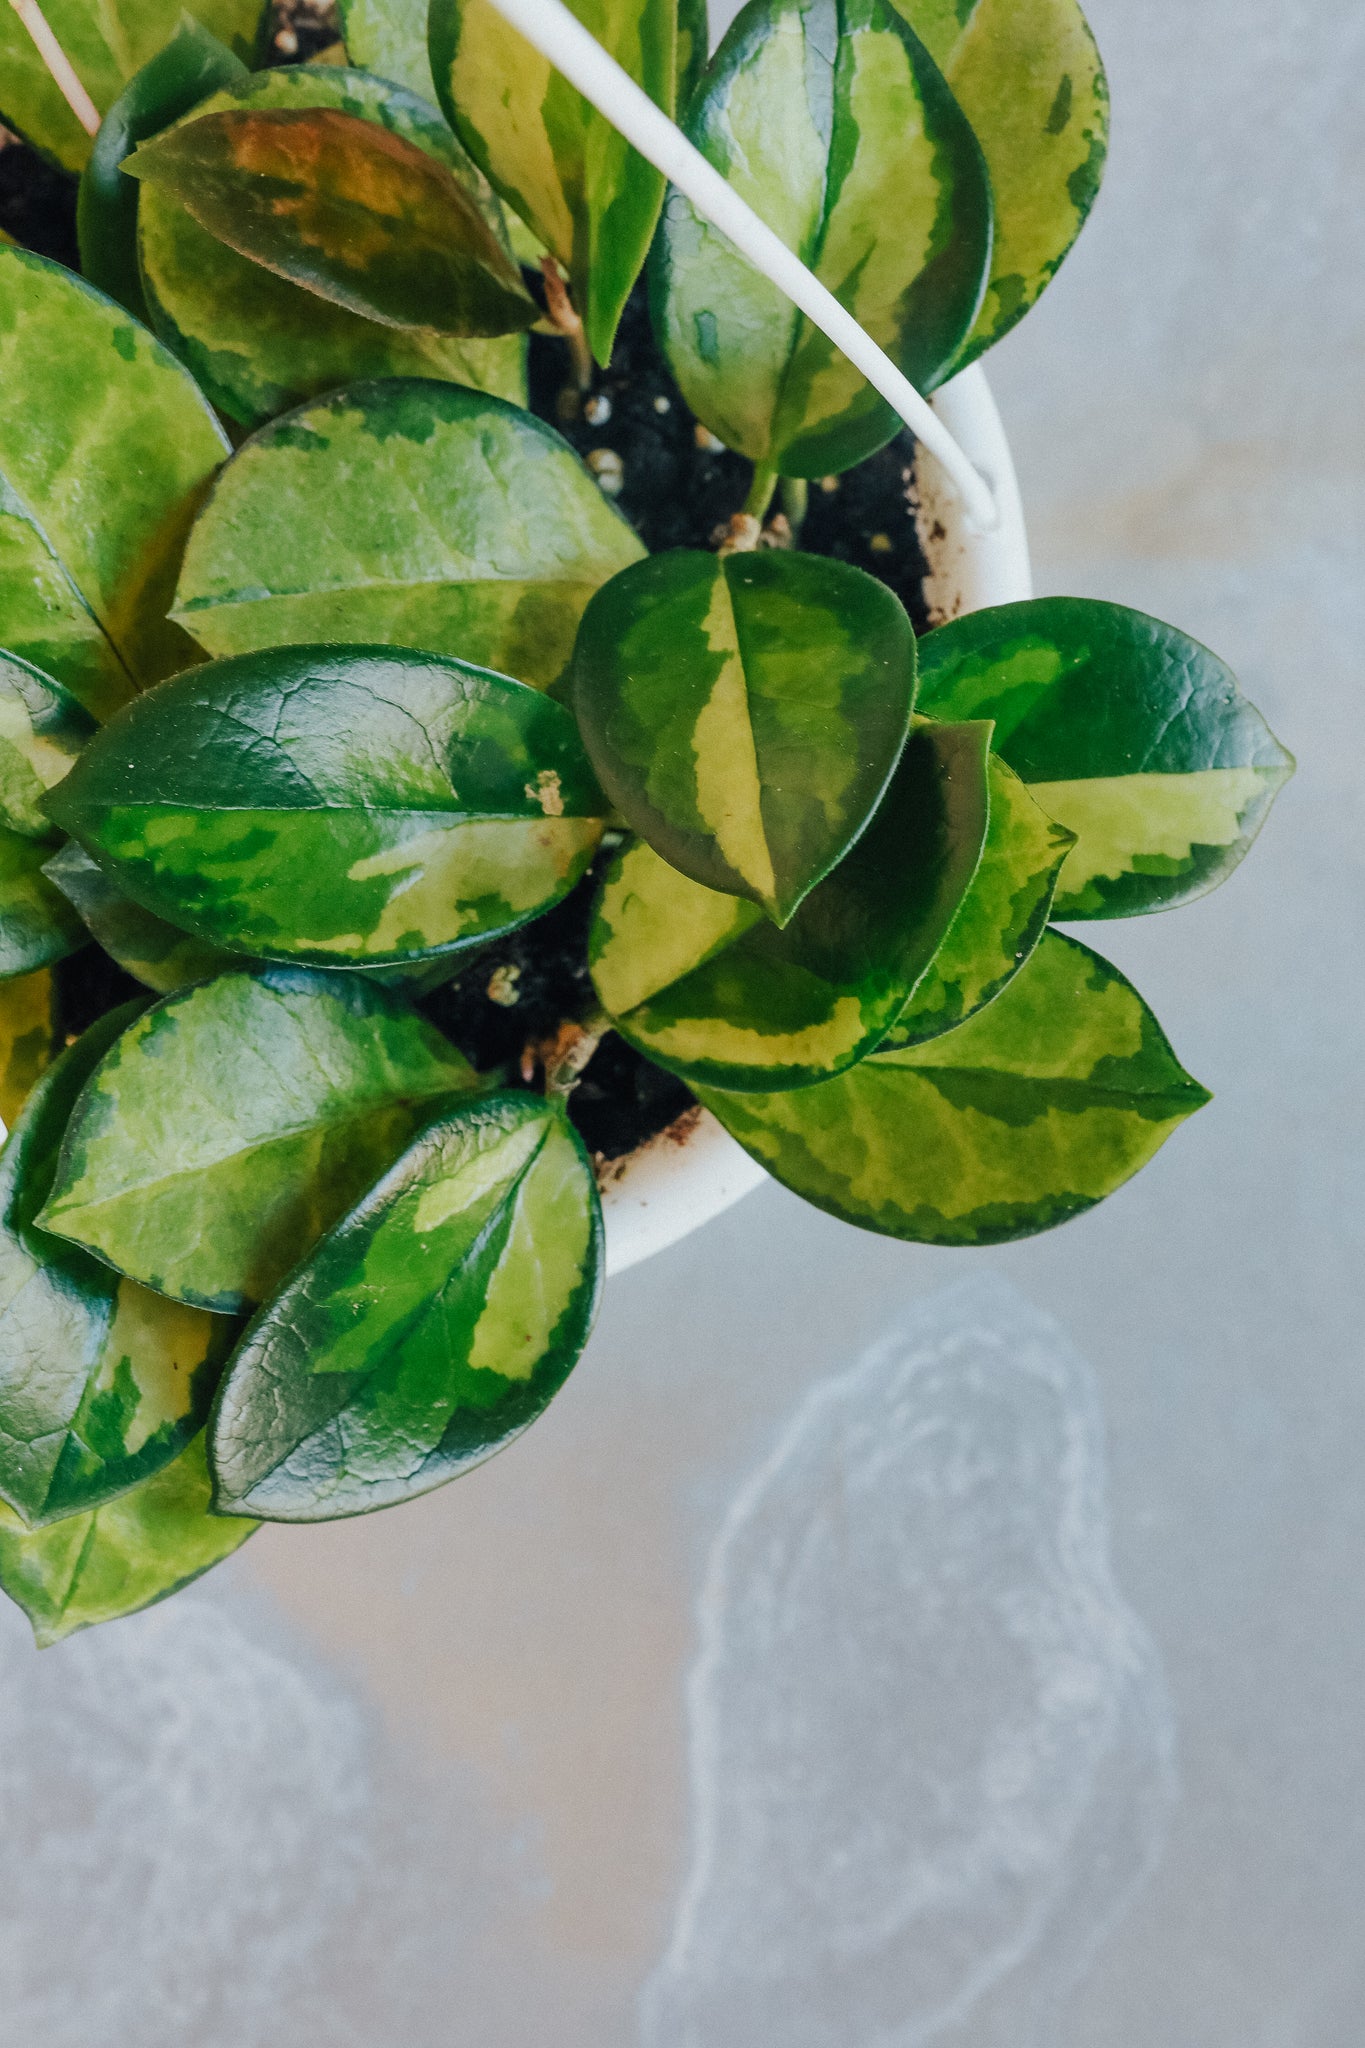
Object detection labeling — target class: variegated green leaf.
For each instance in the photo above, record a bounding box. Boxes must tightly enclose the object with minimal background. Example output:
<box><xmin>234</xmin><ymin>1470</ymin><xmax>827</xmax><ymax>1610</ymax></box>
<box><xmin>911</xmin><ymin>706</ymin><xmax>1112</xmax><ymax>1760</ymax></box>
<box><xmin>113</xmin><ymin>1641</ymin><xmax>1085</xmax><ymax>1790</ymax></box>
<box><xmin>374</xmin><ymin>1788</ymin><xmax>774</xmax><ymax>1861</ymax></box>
<box><xmin>573</xmin><ymin>549</ymin><xmax>916</xmax><ymax>924</ymax></box>
<box><xmin>42</xmin><ymin>841</ymin><xmax>242</xmax><ymax>995</ymax></box>
<box><xmin>0</xmin><ymin>969</ymin><xmax>55</xmax><ymax>1130</ymax></box>
<box><xmin>128</xmin><ymin>107</ymin><xmax>537</xmax><ymax>336</ymax></box>
<box><xmin>677</xmin><ymin>0</ymin><xmax>710</xmax><ymax>110</ymax></box>
<box><xmin>430</xmin><ymin>0</ymin><xmax>678</xmax><ymax>365</ymax></box>
<box><xmin>886</xmin><ymin>752</ymin><xmax>1073</xmax><ymax>1045</ymax></box>
<box><xmin>0</xmin><ymin>0</ymin><xmax>263</xmax><ymax>173</ymax></box>
<box><xmin>38</xmin><ymin>968</ymin><xmax>478</xmax><ymax>1313</ymax></box>
<box><xmin>916</xmin><ymin>597</ymin><xmax>1294</xmax><ymax>917</ymax></box>
<box><xmin>651</xmin><ymin>0</ymin><xmax>992</xmax><ymax>479</ymax></box>
<box><xmin>0</xmin><ymin>1434</ymin><xmax>256</xmax><ymax>1646</ymax></box>
<box><xmin>0</xmin><ymin>246</ymin><xmax>229</xmax><ymax>718</ymax></box>
<box><xmin>0</xmin><ymin>1004</ymin><xmax>237</xmax><ymax>1531</ymax></box>
<box><xmin>590</xmin><ymin>718</ymin><xmax>990</xmax><ymax>1090</ymax></box>
<box><xmin>699</xmin><ymin>929</ymin><xmax>1210</xmax><ymax>1243</ymax></box>
<box><xmin>209</xmin><ymin>1093</ymin><xmax>603</xmax><ymax>1521</ymax></box>
<box><xmin>0</xmin><ymin>826</ymin><xmax>87</xmax><ymax>978</ymax></box>
<box><xmin>888</xmin><ymin>0</ymin><xmax>1107</xmax><ymax>362</ymax></box>
<box><xmin>47</xmin><ymin>644</ymin><xmax>606</xmax><ymax>966</ymax></box>
<box><xmin>172</xmin><ymin>380</ymin><xmax>645</xmax><ymax>687</ymax></box>
<box><xmin>0</xmin><ymin>651</ymin><xmax>96</xmax><ymax>841</ymax></box>
<box><xmin>338</xmin><ymin>0</ymin><xmax>438</xmax><ymax>99</ymax></box>
<box><xmin>77</xmin><ymin>15</ymin><xmax>250</xmax><ymax>326</ymax></box>
<box><xmin>138</xmin><ymin>66</ymin><xmax>527</xmax><ymax>428</ymax></box>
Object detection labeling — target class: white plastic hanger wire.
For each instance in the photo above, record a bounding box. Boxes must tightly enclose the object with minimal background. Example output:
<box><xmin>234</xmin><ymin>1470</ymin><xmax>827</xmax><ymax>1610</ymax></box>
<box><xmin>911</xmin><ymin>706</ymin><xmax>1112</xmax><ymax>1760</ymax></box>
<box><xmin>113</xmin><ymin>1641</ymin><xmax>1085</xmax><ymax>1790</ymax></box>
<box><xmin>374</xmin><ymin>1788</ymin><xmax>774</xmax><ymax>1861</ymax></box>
<box><xmin>482</xmin><ymin>0</ymin><xmax>1000</xmax><ymax>532</ymax></box>
<box><xmin>6</xmin><ymin>0</ymin><xmax>101</xmax><ymax>135</ymax></box>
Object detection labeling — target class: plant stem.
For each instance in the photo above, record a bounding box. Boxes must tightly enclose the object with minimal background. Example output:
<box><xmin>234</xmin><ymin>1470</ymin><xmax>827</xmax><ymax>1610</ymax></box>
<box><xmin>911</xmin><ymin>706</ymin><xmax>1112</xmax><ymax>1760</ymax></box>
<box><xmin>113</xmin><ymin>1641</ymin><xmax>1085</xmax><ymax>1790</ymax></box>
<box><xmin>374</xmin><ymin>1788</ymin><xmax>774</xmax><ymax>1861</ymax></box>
<box><xmin>744</xmin><ymin>463</ymin><xmax>778</xmax><ymax>522</ymax></box>
<box><xmin>7</xmin><ymin>0</ymin><xmax>100</xmax><ymax>134</ymax></box>
<box><xmin>526</xmin><ymin>1006</ymin><xmax>614</xmax><ymax>1100</ymax></box>
<box><xmin>540</xmin><ymin>255</ymin><xmax>594</xmax><ymax>394</ymax></box>
<box><xmin>779</xmin><ymin>474</ymin><xmax>809</xmax><ymax>539</ymax></box>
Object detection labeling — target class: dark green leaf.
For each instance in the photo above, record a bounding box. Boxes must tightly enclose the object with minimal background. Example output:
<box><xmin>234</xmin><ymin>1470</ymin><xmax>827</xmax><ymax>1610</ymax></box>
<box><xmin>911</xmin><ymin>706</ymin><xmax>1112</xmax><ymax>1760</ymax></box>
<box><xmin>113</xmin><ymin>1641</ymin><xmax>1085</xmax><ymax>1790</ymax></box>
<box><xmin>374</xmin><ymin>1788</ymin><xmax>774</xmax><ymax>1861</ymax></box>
<box><xmin>38</xmin><ymin>968</ymin><xmax>479</xmax><ymax>1313</ymax></box>
<box><xmin>677</xmin><ymin>0</ymin><xmax>710</xmax><ymax>111</ymax></box>
<box><xmin>47</xmin><ymin>644</ymin><xmax>606</xmax><ymax>966</ymax></box>
<box><xmin>652</xmin><ymin>0</ymin><xmax>993</xmax><ymax>477</ymax></box>
<box><xmin>430</xmin><ymin>0</ymin><xmax>680</xmax><ymax>364</ymax></box>
<box><xmin>0</xmin><ymin>1005</ymin><xmax>237</xmax><ymax>1530</ymax></box>
<box><xmin>888</xmin><ymin>0</ymin><xmax>1108</xmax><ymax>362</ymax></box>
<box><xmin>590</xmin><ymin>718</ymin><xmax>990</xmax><ymax>1090</ymax></box>
<box><xmin>0</xmin><ymin>1434</ymin><xmax>256</xmax><ymax>1646</ymax></box>
<box><xmin>0</xmin><ymin>826</ymin><xmax>87</xmax><ymax>978</ymax></box>
<box><xmin>210</xmin><ymin>1092</ymin><xmax>603</xmax><ymax>1521</ymax></box>
<box><xmin>128</xmin><ymin>107</ymin><xmax>538</xmax><ymax>337</ymax></box>
<box><xmin>137</xmin><ymin>65</ymin><xmax>527</xmax><ymax>427</ymax></box>
<box><xmin>0</xmin><ymin>969</ymin><xmax>54</xmax><ymax>1129</ymax></box>
<box><xmin>42</xmin><ymin>841</ymin><xmax>244</xmax><ymax>994</ymax></box>
<box><xmin>172</xmin><ymin>380</ymin><xmax>645</xmax><ymax>687</ymax></box>
<box><xmin>885</xmin><ymin>752</ymin><xmax>1073</xmax><ymax>1045</ymax></box>
<box><xmin>0</xmin><ymin>650</ymin><xmax>96</xmax><ymax>841</ymax></box>
<box><xmin>77</xmin><ymin>16</ymin><xmax>250</xmax><ymax>324</ymax></box>
<box><xmin>574</xmin><ymin>549</ymin><xmax>916</xmax><ymax>924</ymax></box>
<box><xmin>699</xmin><ymin>928</ymin><xmax>1210</xmax><ymax>1242</ymax></box>
<box><xmin>0</xmin><ymin>0</ymin><xmax>263</xmax><ymax>172</ymax></box>
<box><xmin>0</xmin><ymin>247</ymin><xmax>230</xmax><ymax>717</ymax></box>
<box><xmin>915</xmin><ymin>596</ymin><xmax>1294</xmax><ymax>916</ymax></box>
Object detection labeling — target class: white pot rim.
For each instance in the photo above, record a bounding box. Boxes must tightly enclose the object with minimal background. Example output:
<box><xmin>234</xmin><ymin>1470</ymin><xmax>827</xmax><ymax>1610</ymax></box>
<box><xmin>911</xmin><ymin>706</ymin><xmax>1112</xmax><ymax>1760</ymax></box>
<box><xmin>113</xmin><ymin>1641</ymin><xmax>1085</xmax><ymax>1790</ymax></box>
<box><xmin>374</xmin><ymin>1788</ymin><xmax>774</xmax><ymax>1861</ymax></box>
<box><xmin>601</xmin><ymin>364</ymin><xmax>1034</xmax><ymax>1279</ymax></box>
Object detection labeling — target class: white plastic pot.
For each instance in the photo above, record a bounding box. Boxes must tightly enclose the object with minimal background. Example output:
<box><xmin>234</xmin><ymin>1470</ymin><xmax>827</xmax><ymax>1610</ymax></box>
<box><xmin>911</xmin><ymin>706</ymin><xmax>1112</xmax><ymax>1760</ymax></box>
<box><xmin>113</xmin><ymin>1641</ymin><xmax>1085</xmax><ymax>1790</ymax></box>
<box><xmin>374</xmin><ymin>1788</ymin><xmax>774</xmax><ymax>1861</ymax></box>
<box><xmin>601</xmin><ymin>363</ymin><xmax>1035</xmax><ymax>1277</ymax></box>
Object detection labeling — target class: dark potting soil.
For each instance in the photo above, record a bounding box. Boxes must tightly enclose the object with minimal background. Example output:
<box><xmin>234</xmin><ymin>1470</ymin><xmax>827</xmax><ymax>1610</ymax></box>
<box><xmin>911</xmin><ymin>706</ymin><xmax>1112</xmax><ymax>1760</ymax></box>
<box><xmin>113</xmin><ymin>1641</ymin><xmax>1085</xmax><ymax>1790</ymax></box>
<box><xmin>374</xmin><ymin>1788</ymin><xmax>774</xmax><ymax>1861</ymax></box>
<box><xmin>3</xmin><ymin>90</ymin><xmax>934</xmax><ymax>1165</ymax></box>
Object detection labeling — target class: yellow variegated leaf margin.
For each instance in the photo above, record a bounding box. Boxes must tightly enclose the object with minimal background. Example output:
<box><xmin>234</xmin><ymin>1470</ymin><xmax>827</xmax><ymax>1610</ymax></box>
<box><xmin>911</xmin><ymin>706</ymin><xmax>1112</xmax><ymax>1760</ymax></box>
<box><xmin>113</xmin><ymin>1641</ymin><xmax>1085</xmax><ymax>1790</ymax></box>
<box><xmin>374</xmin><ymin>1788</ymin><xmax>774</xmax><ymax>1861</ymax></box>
<box><xmin>0</xmin><ymin>246</ymin><xmax>230</xmax><ymax>719</ymax></box>
<box><xmin>886</xmin><ymin>753</ymin><xmax>1073</xmax><ymax>1046</ymax></box>
<box><xmin>572</xmin><ymin>548</ymin><xmax>917</xmax><ymax>924</ymax></box>
<box><xmin>431</xmin><ymin>0</ymin><xmax>679</xmax><ymax>364</ymax></box>
<box><xmin>0</xmin><ymin>0</ymin><xmax>264</xmax><ymax>173</ymax></box>
<box><xmin>700</xmin><ymin>929</ymin><xmax>1211</xmax><ymax>1244</ymax></box>
<box><xmin>172</xmin><ymin>380</ymin><xmax>645</xmax><ymax>689</ymax></box>
<box><xmin>651</xmin><ymin>0</ymin><xmax>993</xmax><ymax>478</ymax></box>
<box><xmin>889</xmin><ymin>0</ymin><xmax>1108</xmax><ymax>362</ymax></box>
<box><xmin>37</xmin><ymin>968</ymin><xmax>480</xmax><ymax>1314</ymax></box>
<box><xmin>0</xmin><ymin>1435</ymin><xmax>256</xmax><ymax>1646</ymax></box>
<box><xmin>137</xmin><ymin>65</ymin><xmax>527</xmax><ymax>428</ymax></box>
<box><xmin>0</xmin><ymin>969</ymin><xmax>55</xmax><ymax>1130</ymax></box>
<box><xmin>0</xmin><ymin>1003</ymin><xmax>235</xmax><ymax>1532</ymax></box>
<box><xmin>210</xmin><ymin>1094</ymin><xmax>604</xmax><ymax>1522</ymax></box>
<box><xmin>590</xmin><ymin>719</ymin><xmax>991</xmax><ymax>1091</ymax></box>
<box><xmin>915</xmin><ymin>596</ymin><xmax>1294</xmax><ymax>917</ymax></box>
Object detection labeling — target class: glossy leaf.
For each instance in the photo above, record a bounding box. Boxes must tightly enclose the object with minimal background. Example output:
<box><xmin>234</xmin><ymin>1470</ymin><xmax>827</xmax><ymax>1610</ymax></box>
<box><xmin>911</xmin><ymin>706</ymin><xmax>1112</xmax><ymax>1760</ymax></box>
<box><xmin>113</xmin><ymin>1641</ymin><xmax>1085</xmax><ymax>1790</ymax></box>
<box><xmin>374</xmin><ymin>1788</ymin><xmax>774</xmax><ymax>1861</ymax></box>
<box><xmin>574</xmin><ymin>549</ymin><xmax>916</xmax><ymax>924</ymax></box>
<box><xmin>590</xmin><ymin>718</ymin><xmax>990</xmax><ymax>1090</ymax></box>
<box><xmin>0</xmin><ymin>0</ymin><xmax>263</xmax><ymax>172</ymax></box>
<box><xmin>128</xmin><ymin>108</ymin><xmax>538</xmax><ymax>337</ymax></box>
<box><xmin>77</xmin><ymin>16</ymin><xmax>250</xmax><ymax>324</ymax></box>
<box><xmin>0</xmin><ymin>246</ymin><xmax>229</xmax><ymax>718</ymax></box>
<box><xmin>652</xmin><ymin>0</ymin><xmax>993</xmax><ymax>478</ymax></box>
<box><xmin>48</xmin><ymin>644</ymin><xmax>606</xmax><ymax>967</ymax></box>
<box><xmin>889</xmin><ymin>0</ymin><xmax>1108</xmax><ymax>362</ymax></box>
<box><xmin>677</xmin><ymin>0</ymin><xmax>710</xmax><ymax>111</ymax></box>
<box><xmin>172</xmin><ymin>380</ymin><xmax>645</xmax><ymax>687</ymax></box>
<box><xmin>137</xmin><ymin>66</ymin><xmax>526</xmax><ymax>428</ymax></box>
<box><xmin>700</xmin><ymin>929</ymin><xmax>1210</xmax><ymax>1243</ymax></box>
<box><xmin>0</xmin><ymin>1435</ymin><xmax>256</xmax><ymax>1646</ymax></box>
<box><xmin>0</xmin><ymin>650</ymin><xmax>96</xmax><ymax>841</ymax></box>
<box><xmin>0</xmin><ymin>969</ymin><xmax>55</xmax><ymax>1129</ymax></box>
<box><xmin>210</xmin><ymin>1093</ymin><xmax>603</xmax><ymax>1521</ymax></box>
<box><xmin>338</xmin><ymin>0</ymin><xmax>438</xmax><ymax>100</ymax></box>
<box><xmin>0</xmin><ymin>1005</ymin><xmax>236</xmax><ymax>1532</ymax></box>
<box><xmin>42</xmin><ymin>841</ymin><xmax>243</xmax><ymax>995</ymax></box>
<box><xmin>38</xmin><ymin>968</ymin><xmax>479</xmax><ymax>1313</ymax></box>
<box><xmin>431</xmin><ymin>0</ymin><xmax>678</xmax><ymax>365</ymax></box>
<box><xmin>916</xmin><ymin>597</ymin><xmax>1295</xmax><ymax>917</ymax></box>
<box><xmin>886</xmin><ymin>753</ymin><xmax>1073</xmax><ymax>1046</ymax></box>
<box><xmin>0</xmin><ymin>827</ymin><xmax>87</xmax><ymax>978</ymax></box>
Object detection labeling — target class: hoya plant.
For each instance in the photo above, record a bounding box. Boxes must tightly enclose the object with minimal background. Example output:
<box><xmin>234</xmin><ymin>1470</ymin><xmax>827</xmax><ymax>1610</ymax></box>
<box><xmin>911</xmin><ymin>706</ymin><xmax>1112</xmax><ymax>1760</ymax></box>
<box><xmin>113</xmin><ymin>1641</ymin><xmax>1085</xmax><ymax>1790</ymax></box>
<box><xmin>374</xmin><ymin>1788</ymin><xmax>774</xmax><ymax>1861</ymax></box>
<box><xmin>0</xmin><ymin>0</ymin><xmax>1288</xmax><ymax>1644</ymax></box>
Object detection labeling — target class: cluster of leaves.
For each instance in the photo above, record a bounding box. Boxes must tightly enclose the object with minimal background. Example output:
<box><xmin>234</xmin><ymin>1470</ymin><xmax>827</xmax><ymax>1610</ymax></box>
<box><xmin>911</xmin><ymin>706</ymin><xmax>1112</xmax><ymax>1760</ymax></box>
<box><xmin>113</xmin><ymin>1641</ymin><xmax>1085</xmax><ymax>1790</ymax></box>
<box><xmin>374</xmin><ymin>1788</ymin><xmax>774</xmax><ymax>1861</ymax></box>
<box><xmin>0</xmin><ymin>0</ymin><xmax>1289</xmax><ymax>1644</ymax></box>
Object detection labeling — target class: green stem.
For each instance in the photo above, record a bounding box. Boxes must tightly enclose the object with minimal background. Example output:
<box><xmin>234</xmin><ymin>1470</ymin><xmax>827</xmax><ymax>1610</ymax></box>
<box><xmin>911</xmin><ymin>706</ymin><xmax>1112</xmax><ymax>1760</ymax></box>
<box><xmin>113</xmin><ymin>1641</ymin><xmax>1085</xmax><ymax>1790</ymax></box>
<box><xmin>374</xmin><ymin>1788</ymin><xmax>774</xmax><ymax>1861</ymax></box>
<box><xmin>779</xmin><ymin>475</ymin><xmax>809</xmax><ymax>539</ymax></box>
<box><xmin>744</xmin><ymin>463</ymin><xmax>778</xmax><ymax>522</ymax></box>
